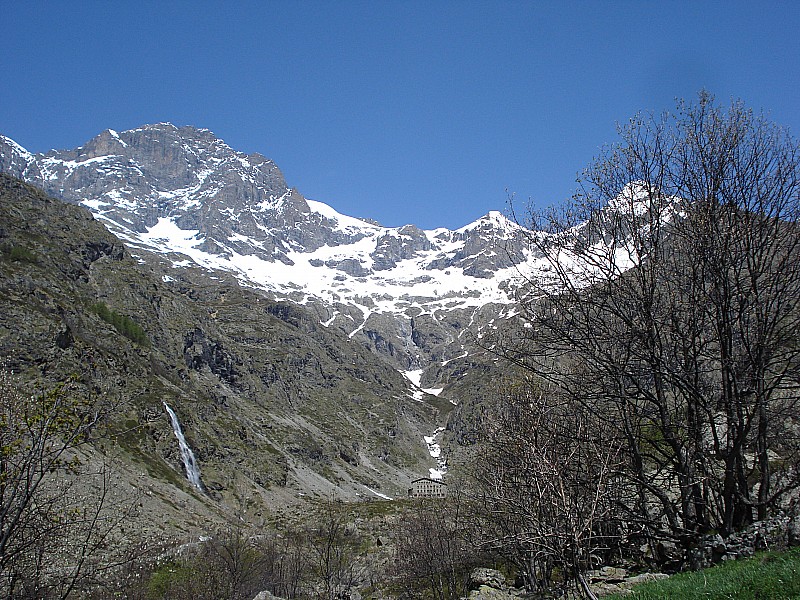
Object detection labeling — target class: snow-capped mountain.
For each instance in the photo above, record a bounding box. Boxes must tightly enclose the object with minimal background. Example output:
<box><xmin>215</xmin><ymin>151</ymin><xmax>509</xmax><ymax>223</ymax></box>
<box><xmin>1</xmin><ymin>124</ymin><xmax>530</xmax><ymax>295</ymax></box>
<box><xmin>0</xmin><ymin>124</ymin><xmax>687</xmax><ymax>511</ymax></box>
<box><xmin>1</xmin><ymin>124</ymin><xmax>553</xmax><ymax>383</ymax></box>
<box><xmin>3</xmin><ymin>124</ymin><xmax>654</xmax><ymax>389</ymax></box>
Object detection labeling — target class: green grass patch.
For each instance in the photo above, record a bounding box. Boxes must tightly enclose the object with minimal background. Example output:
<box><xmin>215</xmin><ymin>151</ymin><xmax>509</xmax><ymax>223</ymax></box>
<box><xmin>91</xmin><ymin>301</ymin><xmax>150</xmax><ymax>346</ymax></box>
<box><xmin>1</xmin><ymin>244</ymin><xmax>38</xmax><ymax>264</ymax></box>
<box><xmin>146</xmin><ymin>561</ymin><xmax>195</xmax><ymax>599</ymax></box>
<box><xmin>420</xmin><ymin>391</ymin><xmax>457</xmax><ymax>416</ymax></box>
<box><xmin>608</xmin><ymin>547</ymin><xmax>800</xmax><ymax>599</ymax></box>
<box><xmin>353</xmin><ymin>497</ymin><xmax>415</xmax><ymax>518</ymax></box>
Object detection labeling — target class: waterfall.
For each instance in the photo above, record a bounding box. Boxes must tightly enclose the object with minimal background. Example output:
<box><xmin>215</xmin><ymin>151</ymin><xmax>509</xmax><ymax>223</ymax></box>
<box><xmin>163</xmin><ymin>402</ymin><xmax>203</xmax><ymax>490</ymax></box>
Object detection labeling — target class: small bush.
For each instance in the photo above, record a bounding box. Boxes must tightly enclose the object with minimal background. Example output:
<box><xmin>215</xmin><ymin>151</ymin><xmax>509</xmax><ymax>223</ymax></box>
<box><xmin>146</xmin><ymin>561</ymin><xmax>196</xmax><ymax>600</ymax></box>
<box><xmin>91</xmin><ymin>302</ymin><xmax>149</xmax><ymax>346</ymax></box>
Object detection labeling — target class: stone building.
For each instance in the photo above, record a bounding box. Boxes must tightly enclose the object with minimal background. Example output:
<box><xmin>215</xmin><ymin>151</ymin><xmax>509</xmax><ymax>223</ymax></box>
<box><xmin>408</xmin><ymin>477</ymin><xmax>447</xmax><ymax>499</ymax></box>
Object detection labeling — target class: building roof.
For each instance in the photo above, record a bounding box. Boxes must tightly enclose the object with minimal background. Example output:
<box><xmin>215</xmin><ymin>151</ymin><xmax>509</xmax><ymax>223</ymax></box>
<box><xmin>410</xmin><ymin>477</ymin><xmax>446</xmax><ymax>485</ymax></box>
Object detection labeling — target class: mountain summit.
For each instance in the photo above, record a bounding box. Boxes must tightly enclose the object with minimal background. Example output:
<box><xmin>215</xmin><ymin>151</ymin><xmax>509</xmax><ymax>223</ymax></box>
<box><xmin>1</xmin><ymin>125</ymin><xmax>542</xmax><ymax>381</ymax></box>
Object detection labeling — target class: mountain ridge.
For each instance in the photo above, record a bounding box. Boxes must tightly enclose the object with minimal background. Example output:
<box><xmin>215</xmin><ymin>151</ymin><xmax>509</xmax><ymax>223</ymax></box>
<box><xmin>0</xmin><ymin>124</ymin><xmax>537</xmax><ymax>384</ymax></box>
<box><xmin>0</xmin><ymin>125</ymin><xmax>657</xmax><ymax>393</ymax></box>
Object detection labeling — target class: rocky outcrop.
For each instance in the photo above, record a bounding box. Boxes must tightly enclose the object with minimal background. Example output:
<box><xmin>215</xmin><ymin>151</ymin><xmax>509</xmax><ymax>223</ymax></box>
<box><xmin>426</xmin><ymin>213</ymin><xmax>528</xmax><ymax>278</ymax></box>
<box><xmin>587</xmin><ymin>570</ymin><xmax>670</xmax><ymax>597</ymax></box>
<box><xmin>371</xmin><ymin>225</ymin><xmax>432</xmax><ymax>271</ymax></box>
<box><xmin>466</xmin><ymin>568</ymin><xmax>517</xmax><ymax>600</ymax></box>
<box><xmin>183</xmin><ymin>327</ymin><xmax>239</xmax><ymax>384</ymax></box>
<box><xmin>688</xmin><ymin>514</ymin><xmax>800</xmax><ymax>569</ymax></box>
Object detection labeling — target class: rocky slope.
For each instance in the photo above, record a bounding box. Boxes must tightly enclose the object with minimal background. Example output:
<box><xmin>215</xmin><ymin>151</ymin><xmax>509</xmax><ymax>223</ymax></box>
<box><xmin>0</xmin><ymin>174</ymin><xmax>442</xmax><ymax>531</ymax></box>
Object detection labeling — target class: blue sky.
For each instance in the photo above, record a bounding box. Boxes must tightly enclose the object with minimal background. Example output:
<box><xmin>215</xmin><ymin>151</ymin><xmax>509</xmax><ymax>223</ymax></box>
<box><xmin>2</xmin><ymin>1</ymin><xmax>798</xmax><ymax>230</ymax></box>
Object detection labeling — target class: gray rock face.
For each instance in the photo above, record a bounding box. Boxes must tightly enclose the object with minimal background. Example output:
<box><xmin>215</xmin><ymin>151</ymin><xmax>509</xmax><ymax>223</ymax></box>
<box><xmin>1</xmin><ymin>125</ymin><xmax>372</xmax><ymax>264</ymax></box>
<box><xmin>466</xmin><ymin>568</ymin><xmax>514</xmax><ymax>600</ymax></box>
<box><xmin>371</xmin><ymin>225</ymin><xmax>432</xmax><ymax>271</ymax></box>
<box><xmin>688</xmin><ymin>514</ymin><xmax>799</xmax><ymax>569</ymax></box>
<box><xmin>427</xmin><ymin>214</ymin><xmax>528</xmax><ymax>278</ymax></box>
<box><xmin>0</xmin><ymin>135</ymin><xmax>34</xmax><ymax>178</ymax></box>
<box><xmin>469</xmin><ymin>568</ymin><xmax>508</xmax><ymax>590</ymax></box>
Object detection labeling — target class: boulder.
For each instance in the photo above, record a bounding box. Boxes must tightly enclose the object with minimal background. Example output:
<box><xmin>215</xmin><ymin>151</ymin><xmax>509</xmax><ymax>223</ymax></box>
<box><xmin>589</xmin><ymin>566</ymin><xmax>627</xmax><ymax>584</ymax></box>
<box><xmin>467</xmin><ymin>586</ymin><xmax>517</xmax><ymax>600</ymax></box>
<box><xmin>252</xmin><ymin>592</ymin><xmax>284</xmax><ymax>600</ymax></box>
<box><xmin>469</xmin><ymin>567</ymin><xmax>507</xmax><ymax>590</ymax></box>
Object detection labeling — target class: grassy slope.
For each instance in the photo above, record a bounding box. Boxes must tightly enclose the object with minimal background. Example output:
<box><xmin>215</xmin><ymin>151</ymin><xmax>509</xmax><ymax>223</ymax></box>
<box><xmin>608</xmin><ymin>547</ymin><xmax>800</xmax><ymax>599</ymax></box>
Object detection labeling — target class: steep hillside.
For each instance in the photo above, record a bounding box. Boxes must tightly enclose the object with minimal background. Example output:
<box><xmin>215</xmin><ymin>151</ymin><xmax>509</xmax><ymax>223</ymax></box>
<box><xmin>0</xmin><ymin>174</ymin><xmax>442</xmax><ymax>528</ymax></box>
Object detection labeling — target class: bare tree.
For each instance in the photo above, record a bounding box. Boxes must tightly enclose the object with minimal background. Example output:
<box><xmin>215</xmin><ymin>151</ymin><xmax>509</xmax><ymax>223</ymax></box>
<box><xmin>192</xmin><ymin>526</ymin><xmax>276</xmax><ymax>600</ymax></box>
<box><xmin>392</xmin><ymin>491</ymin><xmax>475</xmax><ymax>600</ymax></box>
<box><xmin>123</xmin><ymin>526</ymin><xmax>310</xmax><ymax>600</ymax></box>
<box><xmin>504</xmin><ymin>92</ymin><xmax>800</xmax><ymax>558</ymax></box>
<box><xmin>468</xmin><ymin>378</ymin><xmax>623</xmax><ymax>598</ymax></box>
<box><xmin>305</xmin><ymin>497</ymin><xmax>364</xmax><ymax>600</ymax></box>
<box><xmin>0</xmin><ymin>370</ymin><xmax>132</xmax><ymax>599</ymax></box>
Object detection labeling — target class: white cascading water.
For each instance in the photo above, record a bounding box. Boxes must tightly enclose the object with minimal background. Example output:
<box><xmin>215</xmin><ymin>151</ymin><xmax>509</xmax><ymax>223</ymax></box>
<box><xmin>163</xmin><ymin>402</ymin><xmax>203</xmax><ymax>490</ymax></box>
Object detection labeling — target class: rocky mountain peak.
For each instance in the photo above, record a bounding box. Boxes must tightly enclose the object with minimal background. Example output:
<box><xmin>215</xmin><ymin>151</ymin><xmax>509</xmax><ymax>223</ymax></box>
<box><xmin>0</xmin><ymin>135</ymin><xmax>35</xmax><ymax>178</ymax></box>
<box><xmin>0</xmin><ymin>125</ymin><xmax>585</xmax><ymax>379</ymax></box>
<box><xmin>0</xmin><ymin>124</ymin><xmax>534</xmax><ymax>287</ymax></box>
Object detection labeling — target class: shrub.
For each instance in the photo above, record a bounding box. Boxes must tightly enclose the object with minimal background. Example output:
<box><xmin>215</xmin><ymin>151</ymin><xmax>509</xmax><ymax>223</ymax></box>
<box><xmin>91</xmin><ymin>301</ymin><xmax>149</xmax><ymax>346</ymax></box>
